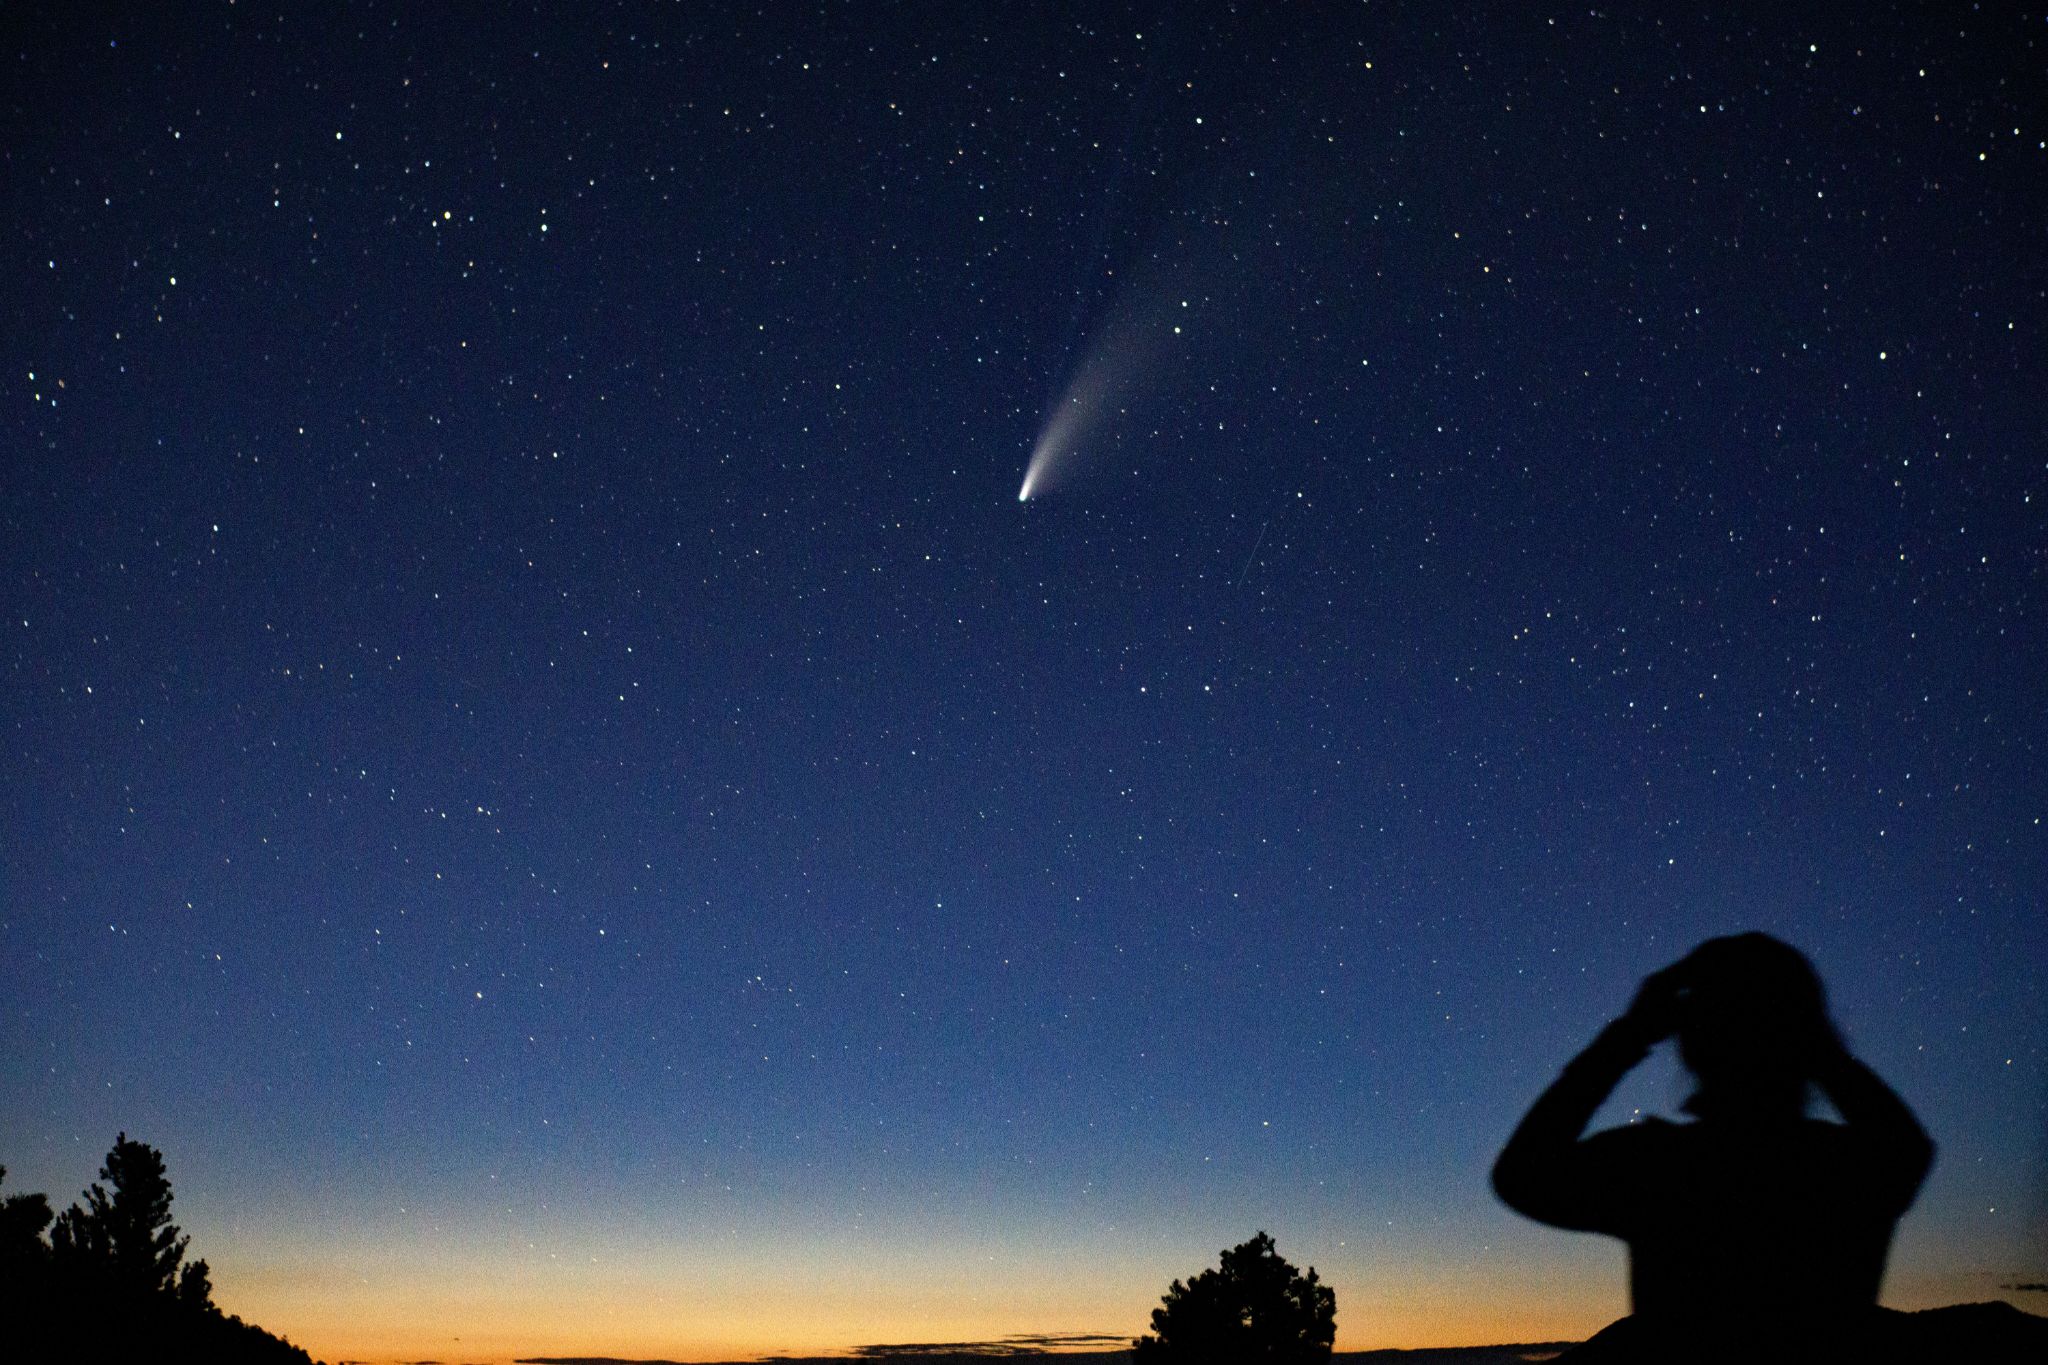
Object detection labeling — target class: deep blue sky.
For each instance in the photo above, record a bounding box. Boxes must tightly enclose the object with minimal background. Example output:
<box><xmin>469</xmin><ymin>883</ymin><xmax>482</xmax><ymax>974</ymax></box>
<box><xmin>3</xmin><ymin>3</ymin><xmax>2043</xmax><ymax>1359</ymax></box>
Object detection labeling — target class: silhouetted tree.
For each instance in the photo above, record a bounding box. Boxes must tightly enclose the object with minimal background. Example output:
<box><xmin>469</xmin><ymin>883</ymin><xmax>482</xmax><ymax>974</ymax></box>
<box><xmin>3</xmin><ymin>1136</ymin><xmax>314</xmax><ymax>1365</ymax></box>
<box><xmin>50</xmin><ymin>1131</ymin><xmax>202</xmax><ymax>1303</ymax></box>
<box><xmin>178</xmin><ymin>1255</ymin><xmax>214</xmax><ymax>1309</ymax></box>
<box><xmin>1133</xmin><ymin>1231</ymin><xmax>1337</xmax><ymax>1364</ymax></box>
<box><xmin>1</xmin><ymin>1164</ymin><xmax>55</xmax><ymax>1286</ymax></box>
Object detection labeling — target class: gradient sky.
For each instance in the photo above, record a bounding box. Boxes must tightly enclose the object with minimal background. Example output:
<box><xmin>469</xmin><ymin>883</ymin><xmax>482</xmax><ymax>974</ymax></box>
<box><xmin>4</xmin><ymin>4</ymin><xmax>2044</xmax><ymax>1362</ymax></box>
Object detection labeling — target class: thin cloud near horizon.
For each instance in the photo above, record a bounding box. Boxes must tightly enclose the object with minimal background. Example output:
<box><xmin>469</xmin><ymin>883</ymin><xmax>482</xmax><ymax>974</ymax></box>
<box><xmin>518</xmin><ymin>1334</ymin><xmax>1131</xmax><ymax>1365</ymax></box>
<box><xmin>849</xmin><ymin>1333</ymin><xmax>1131</xmax><ymax>1356</ymax></box>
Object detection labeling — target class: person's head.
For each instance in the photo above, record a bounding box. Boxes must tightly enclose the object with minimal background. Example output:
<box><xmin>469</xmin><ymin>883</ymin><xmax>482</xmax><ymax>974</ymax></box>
<box><xmin>1673</xmin><ymin>932</ymin><xmax>1830</xmax><ymax>1120</ymax></box>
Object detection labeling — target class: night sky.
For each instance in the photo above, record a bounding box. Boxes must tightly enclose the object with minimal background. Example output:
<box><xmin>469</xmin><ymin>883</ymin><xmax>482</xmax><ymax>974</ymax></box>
<box><xmin>4</xmin><ymin>4</ymin><xmax>2044</xmax><ymax>1362</ymax></box>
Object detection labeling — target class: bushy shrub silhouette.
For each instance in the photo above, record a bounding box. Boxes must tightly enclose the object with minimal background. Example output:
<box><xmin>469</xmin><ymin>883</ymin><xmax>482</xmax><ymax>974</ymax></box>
<box><xmin>1133</xmin><ymin>1231</ymin><xmax>1336</xmax><ymax>1364</ymax></box>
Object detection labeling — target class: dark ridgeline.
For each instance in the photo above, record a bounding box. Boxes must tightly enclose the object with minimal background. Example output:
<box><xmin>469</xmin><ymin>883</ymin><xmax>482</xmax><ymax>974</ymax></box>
<box><xmin>1493</xmin><ymin>932</ymin><xmax>2048</xmax><ymax>1362</ymax></box>
<box><xmin>0</xmin><ymin>1134</ymin><xmax>317</xmax><ymax>1365</ymax></box>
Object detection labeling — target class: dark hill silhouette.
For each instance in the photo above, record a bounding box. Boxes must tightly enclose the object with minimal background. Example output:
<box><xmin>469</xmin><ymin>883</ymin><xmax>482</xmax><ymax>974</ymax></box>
<box><xmin>516</xmin><ymin>1351</ymin><xmax>1583</xmax><ymax>1365</ymax></box>
<box><xmin>2</xmin><ymin>1136</ymin><xmax>317</xmax><ymax>1365</ymax></box>
<box><xmin>1564</xmin><ymin>1299</ymin><xmax>2048</xmax><ymax>1363</ymax></box>
<box><xmin>1888</xmin><ymin>1302</ymin><xmax>2048</xmax><ymax>1357</ymax></box>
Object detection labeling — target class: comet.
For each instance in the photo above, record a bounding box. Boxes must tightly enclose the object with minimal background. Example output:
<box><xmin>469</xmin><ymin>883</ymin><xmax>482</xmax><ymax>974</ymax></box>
<box><xmin>1018</xmin><ymin>393</ymin><xmax>1088</xmax><ymax>502</ymax></box>
<box><xmin>1017</xmin><ymin>201</ymin><xmax>1238</xmax><ymax>504</ymax></box>
<box><xmin>1016</xmin><ymin>307</ymin><xmax>1166</xmax><ymax>503</ymax></box>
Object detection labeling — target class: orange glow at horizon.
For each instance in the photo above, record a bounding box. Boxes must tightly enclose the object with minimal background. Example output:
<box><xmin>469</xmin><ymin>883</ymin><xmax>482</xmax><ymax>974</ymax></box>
<box><xmin>208</xmin><ymin>1226</ymin><xmax>1633</xmax><ymax>1365</ymax></box>
<box><xmin>189</xmin><ymin>1189</ymin><xmax>2020</xmax><ymax>1365</ymax></box>
<box><xmin>205</xmin><ymin>1217</ymin><xmax>2017</xmax><ymax>1365</ymax></box>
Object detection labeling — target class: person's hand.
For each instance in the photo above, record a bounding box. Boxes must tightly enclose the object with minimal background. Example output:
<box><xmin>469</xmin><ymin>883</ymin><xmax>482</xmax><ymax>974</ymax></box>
<box><xmin>1616</xmin><ymin>961</ymin><xmax>1689</xmax><ymax>1049</ymax></box>
<box><xmin>1802</xmin><ymin>1014</ymin><xmax>1850</xmax><ymax>1078</ymax></box>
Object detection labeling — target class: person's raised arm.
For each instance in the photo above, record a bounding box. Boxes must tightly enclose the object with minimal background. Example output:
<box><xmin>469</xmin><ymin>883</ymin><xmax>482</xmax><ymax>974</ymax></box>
<box><xmin>1811</xmin><ymin>1029</ymin><xmax>1935</xmax><ymax>1210</ymax></box>
<box><xmin>1491</xmin><ymin>967</ymin><xmax>1677</xmax><ymax>1230</ymax></box>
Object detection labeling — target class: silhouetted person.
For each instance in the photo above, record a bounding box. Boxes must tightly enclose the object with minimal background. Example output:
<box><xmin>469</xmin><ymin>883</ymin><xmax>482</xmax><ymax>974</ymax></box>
<box><xmin>1493</xmin><ymin>933</ymin><xmax>1934</xmax><ymax>1362</ymax></box>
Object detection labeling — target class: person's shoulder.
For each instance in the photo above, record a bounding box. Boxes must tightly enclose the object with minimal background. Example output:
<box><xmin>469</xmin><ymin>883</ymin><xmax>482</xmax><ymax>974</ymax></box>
<box><xmin>1793</xmin><ymin>1115</ymin><xmax>1907</xmax><ymax>1160</ymax></box>
<box><xmin>1581</xmin><ymin>1116</ymin><xmax>1683</xmax><ymax>1151</ymax></box>
<box><xmin>1791</xmin><ymin>1116</ymin><xmax>1863</xmax><ymax>1152</ymax></box>
<box><xmin>1573</xmin><ymin>1119</ymin><xmax>1685</xmax><ymax>1191</ymax></box>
